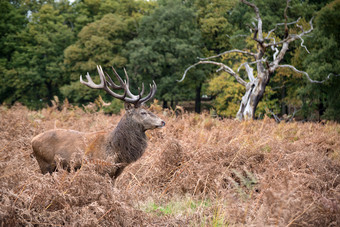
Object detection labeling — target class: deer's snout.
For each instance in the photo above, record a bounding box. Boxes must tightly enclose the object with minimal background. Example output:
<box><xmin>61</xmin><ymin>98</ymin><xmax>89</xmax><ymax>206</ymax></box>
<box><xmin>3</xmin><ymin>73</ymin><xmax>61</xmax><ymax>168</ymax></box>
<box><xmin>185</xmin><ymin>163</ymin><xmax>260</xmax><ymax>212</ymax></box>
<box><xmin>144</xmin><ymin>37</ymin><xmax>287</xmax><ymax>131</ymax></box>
<box><xmin>155</xmin><ymin>119</ymin><xmax>165</xmax><ymax>128</ymax></box>
<box><xmin>160</xmin><ymin>120</ymin><xmax>166</xmax><ymax>128</ymax></box>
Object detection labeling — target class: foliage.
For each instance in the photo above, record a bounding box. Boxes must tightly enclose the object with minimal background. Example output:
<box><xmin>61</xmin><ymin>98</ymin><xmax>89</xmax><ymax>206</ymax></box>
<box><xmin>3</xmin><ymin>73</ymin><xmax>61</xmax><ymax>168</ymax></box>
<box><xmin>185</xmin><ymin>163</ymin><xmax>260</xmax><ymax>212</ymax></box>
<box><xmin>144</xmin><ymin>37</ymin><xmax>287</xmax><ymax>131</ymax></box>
<box><xmin>229</xmin><ymin>0</ymin><xmax>316</xmax><ymax>34</ymax></box>
<box><xmin>71</xmin><ymin>0</ymin><xmax>155</xmax><ymax>33</ymax></box>
<box><xmin>61</xmin><ymin>0</ymin><xmax>155</xmax><ymax>107</ymax></box>
<box><xmin>208</xmin><ymin>72</ymin><xmax>245</xmax><ymax>117</ymax></box>
<box><xmin>127</xmin><ymin>0</ymin><xmax>203</xmax><ymax>103</ymax></box>
<box><xmin>102</xmin><ymin>98</ymin><xmax>124</xmax><ymax>115</ymax></box>
<box><xmin>0</xmin><ymin>0</ymin><xmax>26</xmax><ymax>63</ymax></box>
<box><xmin>0</xmin><ymin>0</ymin><xmax>26</xmax><ymax>105</ymax></box>
<box><xmin>62</xmin><ymin>14</ymin><xmax>131</xmax><ymax>104</ymax></box>
<box><xmin>0</xmin><ymin>0</ymin><xmax>338</xmax><ymax>121</ymax></box>
<box><xmin>65</xmin><ymin>13</ymin><xmax>129</xmax><ymax>75</ymax></box>
<box><xmin>296</xmin><ymin>0</ymin><xmax>340</xmax><ymax>121</ymax></box>
<box><xmin>194</xmin><ymin>0</ymin><xmax>237</xmax><ymax>54</ymax></box>
<box><xmin>1</xmin><ymin>2</ymin><xmax>74</xmax><ymax>108</ymax></box>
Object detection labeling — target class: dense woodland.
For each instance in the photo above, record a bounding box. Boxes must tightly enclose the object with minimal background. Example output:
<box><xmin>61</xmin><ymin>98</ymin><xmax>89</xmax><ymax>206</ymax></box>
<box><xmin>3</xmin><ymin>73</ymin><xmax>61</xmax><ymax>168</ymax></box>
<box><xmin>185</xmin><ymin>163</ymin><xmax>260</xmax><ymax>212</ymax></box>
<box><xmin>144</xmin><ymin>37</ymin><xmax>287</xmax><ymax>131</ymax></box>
<box><xmin>1</xmin><ymin>0</ymin><xmax>340</xmax><ymax>121</ymax></box>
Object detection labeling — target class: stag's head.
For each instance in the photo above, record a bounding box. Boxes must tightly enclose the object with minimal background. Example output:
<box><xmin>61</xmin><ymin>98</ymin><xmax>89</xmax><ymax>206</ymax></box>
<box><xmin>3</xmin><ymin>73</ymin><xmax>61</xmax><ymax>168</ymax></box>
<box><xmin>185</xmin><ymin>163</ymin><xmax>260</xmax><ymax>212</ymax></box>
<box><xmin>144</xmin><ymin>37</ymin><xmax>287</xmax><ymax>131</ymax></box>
<box><xmin>80</xmin><ymin>66</ymin><xmax>165</xmax><ymax>131</ymax></box>
<box><xmin>127</xmin><ymin>106</ymin><xmax>165</xmax><ymax>131</ymax></box>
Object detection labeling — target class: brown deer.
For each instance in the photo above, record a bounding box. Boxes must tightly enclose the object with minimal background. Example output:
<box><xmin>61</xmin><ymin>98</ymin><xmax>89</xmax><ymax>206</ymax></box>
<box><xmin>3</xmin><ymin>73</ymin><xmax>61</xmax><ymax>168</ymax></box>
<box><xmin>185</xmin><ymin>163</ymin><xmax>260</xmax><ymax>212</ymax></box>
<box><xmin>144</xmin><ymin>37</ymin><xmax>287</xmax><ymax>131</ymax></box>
<box><xmin>32</xmin><ymin>66</ymin><xmax>165</xmax><ymax>179</ymax></box>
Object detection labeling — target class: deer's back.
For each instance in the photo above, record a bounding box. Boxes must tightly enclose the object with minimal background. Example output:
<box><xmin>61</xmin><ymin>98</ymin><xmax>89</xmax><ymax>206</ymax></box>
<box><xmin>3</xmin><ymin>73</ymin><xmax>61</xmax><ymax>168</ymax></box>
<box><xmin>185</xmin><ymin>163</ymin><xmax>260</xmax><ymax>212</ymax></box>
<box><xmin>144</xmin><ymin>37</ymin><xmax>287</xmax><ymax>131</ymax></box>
<box><xmin>32</xmin><ymin>129</ymin><xmax>108</xmax><ymax>173</ymax></box>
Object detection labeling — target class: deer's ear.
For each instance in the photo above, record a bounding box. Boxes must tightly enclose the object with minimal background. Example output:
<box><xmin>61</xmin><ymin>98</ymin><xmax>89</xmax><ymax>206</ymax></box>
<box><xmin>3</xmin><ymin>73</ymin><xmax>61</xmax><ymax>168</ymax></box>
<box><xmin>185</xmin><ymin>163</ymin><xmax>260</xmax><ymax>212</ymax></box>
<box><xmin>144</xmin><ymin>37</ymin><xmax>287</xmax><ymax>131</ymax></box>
<box><xmin>124</xmin><ymin>103</ymin><xmax>133</xmax><ymax>111</ymax></box>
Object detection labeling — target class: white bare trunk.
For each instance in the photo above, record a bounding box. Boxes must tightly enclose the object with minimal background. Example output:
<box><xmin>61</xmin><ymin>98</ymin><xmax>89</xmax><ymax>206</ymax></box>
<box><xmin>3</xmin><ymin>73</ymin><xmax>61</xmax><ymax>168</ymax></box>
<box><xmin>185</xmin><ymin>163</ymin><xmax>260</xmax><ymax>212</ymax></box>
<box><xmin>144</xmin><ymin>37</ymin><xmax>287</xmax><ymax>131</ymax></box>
<box><xmin>237</xmin><ymin>80</ymin><xmax>256</xmax><ymax>120</ymax></box>
<box><xmin>237</xmin><ymin>70</ymin><xmax>269</xmax><ymax>120</ymax></box>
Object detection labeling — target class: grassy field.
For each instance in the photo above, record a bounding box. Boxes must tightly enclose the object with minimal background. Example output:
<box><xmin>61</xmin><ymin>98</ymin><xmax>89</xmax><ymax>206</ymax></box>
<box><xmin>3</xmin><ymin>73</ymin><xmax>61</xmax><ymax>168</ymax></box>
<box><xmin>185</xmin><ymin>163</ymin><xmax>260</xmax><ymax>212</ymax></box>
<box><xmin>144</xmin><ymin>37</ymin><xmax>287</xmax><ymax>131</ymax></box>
<box><xmin>1</xmin><ymin>103</ymin><xmax>339</xmax><ymax>226</ymax></box>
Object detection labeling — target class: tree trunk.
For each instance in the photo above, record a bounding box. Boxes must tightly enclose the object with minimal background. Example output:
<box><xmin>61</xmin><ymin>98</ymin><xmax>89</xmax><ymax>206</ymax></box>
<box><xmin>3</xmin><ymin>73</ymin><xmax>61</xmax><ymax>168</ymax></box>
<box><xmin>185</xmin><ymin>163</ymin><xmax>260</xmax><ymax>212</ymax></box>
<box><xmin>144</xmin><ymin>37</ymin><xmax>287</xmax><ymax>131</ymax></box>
<box><xmin>195</xmin><ymin>83</ymin><xmax>202</xmax><ymax>114</ymax></box>
<box><xmin>236</xmin><ymin>71</ymin><xmax>270</xmax><ymax>120</ymax></box>
<box><xmin>162</xmin><ymin>100</ymin><xmax>168</xmax><ymax>109</ymax></box>
<box><xmin>45</xmin><ymin>81</ymin><xmax>54</xmax><ymax>106</ymax></box>
<box><xmin>318</xmin><ymin>100</ymin><xmax>325</xmax><ymax>121</ymax></box>
<box><xmin>281</xmin><ymin>84</ymin><xmax>288</xmax><ymax>115</ymax></box>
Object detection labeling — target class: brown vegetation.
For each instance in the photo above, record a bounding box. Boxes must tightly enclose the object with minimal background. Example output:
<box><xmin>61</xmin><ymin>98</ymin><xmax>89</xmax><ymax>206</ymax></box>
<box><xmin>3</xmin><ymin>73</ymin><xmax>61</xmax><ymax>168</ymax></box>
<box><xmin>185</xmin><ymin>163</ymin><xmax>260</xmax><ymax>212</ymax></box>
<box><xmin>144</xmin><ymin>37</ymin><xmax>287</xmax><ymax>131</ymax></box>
<box><xmin>31</xmin><ymin>105</ymin><xmax>165</xmax><ymax>178</ymax></box>
<box><xmin>1</xmin><ymin>103</ymin><xmax>340</xmax><ymax>226</ymax></box>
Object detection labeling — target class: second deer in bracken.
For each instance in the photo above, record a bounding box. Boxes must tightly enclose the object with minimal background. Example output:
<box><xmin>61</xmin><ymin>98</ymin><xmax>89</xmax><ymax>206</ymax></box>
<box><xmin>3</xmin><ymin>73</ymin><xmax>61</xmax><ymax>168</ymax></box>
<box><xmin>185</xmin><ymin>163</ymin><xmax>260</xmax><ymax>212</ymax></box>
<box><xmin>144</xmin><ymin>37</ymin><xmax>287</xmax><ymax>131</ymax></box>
<box><xmin>32</xmin><ymin>66</ymin><xmax>165</xmax><ymax>179</ymax></box>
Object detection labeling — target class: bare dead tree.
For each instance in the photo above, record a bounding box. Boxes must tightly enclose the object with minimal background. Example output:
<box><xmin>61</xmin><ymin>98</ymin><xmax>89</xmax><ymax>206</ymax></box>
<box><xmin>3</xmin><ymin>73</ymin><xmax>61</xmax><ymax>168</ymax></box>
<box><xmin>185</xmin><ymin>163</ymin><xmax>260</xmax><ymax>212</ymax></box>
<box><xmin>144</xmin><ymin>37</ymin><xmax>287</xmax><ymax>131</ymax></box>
<box><xmin>179</xmin><ymin>0</ymin><xmax>338</xmax><ymax>121</ymax></box>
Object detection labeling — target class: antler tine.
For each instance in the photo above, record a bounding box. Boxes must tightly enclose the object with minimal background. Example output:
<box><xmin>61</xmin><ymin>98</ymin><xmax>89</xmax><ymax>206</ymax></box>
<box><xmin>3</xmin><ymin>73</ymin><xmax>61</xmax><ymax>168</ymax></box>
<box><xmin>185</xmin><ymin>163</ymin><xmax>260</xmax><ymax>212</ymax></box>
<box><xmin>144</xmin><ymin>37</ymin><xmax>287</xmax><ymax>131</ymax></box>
<box><xmin>98</xmin><ymin>65</ymin><xmax>128</xmax><ymax>99</ymax></box>
<box><xmin>111</xmin><ymin>67</ymin><xmax>126</xmax><ymax>86</ymax></box>
<box><xmin>80</xmin><ymin>65</ymin><xmax>127</xmax><ymax>100</ymax></box>
<box><xmin>80</xmin><ymin>66</ymin><xmax>157</xmax><ymax>106</ymax></box>
<box><xmin>104</xmin><ymin>71</ymin><xmax>121</xmax><ymax>89</ymax></box>
<box><xmin>139</xmin><ymin>83</ymin><xmax>145</xmax><ymax>98</ymax></box>
<box><xmin>140</xmin><ymin>80</ymin><xmax>157</xmax><ymax>104</ymax></box>
<box><xmin>123</xmin><ymin>68</ymin><xmax>140</xmax><ymax>100</ymax></box>
<box><xmin>110</xmin><ymin>67</ymin><xmax>139</xmax><ymax>102</ymax></box>
<box><xmin>150</xmin><ymin>80</ymin><xmax>157</xmax><ymax>99</ymax></box>
<box><xmin>80</xmin><ymin>66</ymin><xmax>105</xmax><ymax>89</ymax></box>
<box><xmin>132</xmin><ymin>83</ymin><xmax>145</xmax><ymax>107</ymax></box>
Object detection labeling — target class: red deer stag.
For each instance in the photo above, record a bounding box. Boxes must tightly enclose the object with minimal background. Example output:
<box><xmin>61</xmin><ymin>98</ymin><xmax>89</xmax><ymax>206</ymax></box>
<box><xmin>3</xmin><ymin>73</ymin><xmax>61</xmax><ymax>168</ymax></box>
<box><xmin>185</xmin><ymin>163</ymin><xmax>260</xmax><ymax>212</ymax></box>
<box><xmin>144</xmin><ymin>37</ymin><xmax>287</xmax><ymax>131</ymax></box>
<box><xmin>32</xmin><ymin>66</ymin><xmax>165</xmax><ymax>179</ymax></box>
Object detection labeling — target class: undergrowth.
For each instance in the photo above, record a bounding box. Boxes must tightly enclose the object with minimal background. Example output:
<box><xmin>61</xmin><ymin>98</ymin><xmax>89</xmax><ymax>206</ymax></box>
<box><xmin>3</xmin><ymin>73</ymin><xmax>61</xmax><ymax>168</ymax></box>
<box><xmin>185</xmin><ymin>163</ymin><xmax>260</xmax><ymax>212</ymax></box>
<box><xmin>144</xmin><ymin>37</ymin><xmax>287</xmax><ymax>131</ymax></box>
<box><xmin>0</xmin><ymin>103</ymin><xmax>339</xmax><ymax>226</ymax></box>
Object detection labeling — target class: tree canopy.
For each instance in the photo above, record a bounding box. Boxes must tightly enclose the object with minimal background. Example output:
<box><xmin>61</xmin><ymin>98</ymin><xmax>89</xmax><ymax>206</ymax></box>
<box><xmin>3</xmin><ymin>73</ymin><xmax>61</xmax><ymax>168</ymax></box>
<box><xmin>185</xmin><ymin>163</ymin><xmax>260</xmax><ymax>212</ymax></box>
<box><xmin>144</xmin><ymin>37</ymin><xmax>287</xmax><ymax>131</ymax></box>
<box><xmin>0</xmin><ymin>0</ymin><xmax>339</xmax><ymax>121</ymax></box>
<box><xmin>127</xmin><ymin>0</ymin><xmax>203</xmax><ymax>107</ymax></box>
<box><xmin>297</xmin><ymin>0</ymin><xmax>340</xmax><ymax>120</ymax></box>
<box><xmin>1</xmin><ymin>2</ymin><xmax>74</xmax><ymax>108</ymax></box>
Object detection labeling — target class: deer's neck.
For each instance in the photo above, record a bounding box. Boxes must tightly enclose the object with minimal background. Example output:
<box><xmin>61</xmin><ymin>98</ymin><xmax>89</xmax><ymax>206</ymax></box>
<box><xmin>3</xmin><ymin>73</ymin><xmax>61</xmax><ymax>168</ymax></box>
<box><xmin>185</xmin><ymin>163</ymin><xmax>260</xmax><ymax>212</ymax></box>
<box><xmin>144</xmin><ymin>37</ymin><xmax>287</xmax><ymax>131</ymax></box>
<box><xmin>106</xmin><ymin>115</ymin><xmax>147</xmax><ymax>164</ymax></box>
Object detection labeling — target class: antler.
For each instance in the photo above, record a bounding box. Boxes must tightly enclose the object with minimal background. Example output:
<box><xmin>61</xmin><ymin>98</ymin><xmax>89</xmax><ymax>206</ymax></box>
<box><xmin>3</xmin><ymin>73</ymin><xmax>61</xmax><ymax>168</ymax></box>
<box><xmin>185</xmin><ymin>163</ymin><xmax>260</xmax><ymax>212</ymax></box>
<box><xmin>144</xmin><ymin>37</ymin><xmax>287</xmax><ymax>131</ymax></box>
<box><xmin>80</xmin><ymin>66</ymin><xmax>157</xmax><ymax>107</ymax></box>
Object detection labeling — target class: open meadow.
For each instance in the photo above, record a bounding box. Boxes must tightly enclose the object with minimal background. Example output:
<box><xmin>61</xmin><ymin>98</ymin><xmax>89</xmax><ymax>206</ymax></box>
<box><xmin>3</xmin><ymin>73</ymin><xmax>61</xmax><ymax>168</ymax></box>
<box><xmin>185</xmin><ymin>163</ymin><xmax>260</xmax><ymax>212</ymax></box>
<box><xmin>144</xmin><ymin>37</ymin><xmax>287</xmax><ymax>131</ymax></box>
<box><xmin>1</xmin><ymin>103</ymin><xmax>340</xmax><ymax>226</ymax></box>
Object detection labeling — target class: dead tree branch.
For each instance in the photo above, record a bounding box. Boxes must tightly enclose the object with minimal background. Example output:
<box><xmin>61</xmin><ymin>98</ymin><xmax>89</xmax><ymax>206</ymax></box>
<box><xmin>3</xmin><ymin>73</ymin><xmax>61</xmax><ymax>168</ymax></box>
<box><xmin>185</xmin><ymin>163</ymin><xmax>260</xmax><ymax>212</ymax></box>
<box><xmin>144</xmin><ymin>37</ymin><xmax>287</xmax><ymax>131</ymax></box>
<box><xmin>237</xmin><ymin>58</ymin><xmax>267</xmax><ymax>72</ymax></box>
<box><xmin>178</xmin><ymin>60</ymin><xmax>247</xmax><ymax>86</ymax></box>
<box><xmin>266</xmin><ymin>17</ymin><xmax>314</xmax><ymax>48</ymax></box>
<box><xmin>198</xmin><ymin>49</ymin><xmax>256</xmax><ymax>61</ymax></box>
<box><xmin>266</xmin><ymin>106</ymin><xmax>300</xmax><ymax>123</ymax></box>
<box><xmin>241</xmin><ymin>0</ymin><xmax>263</xmax><ymax>42</ymax></box>
<box><xmin>277</xmin><ymin>65</ymin><xmax>339</xmax><ymax>83</ymax></box>
<box><xmin>266</xmin><ymin>17</ymin><xmax>301</xmax><ymax>40</ymax></box>
<box><xmin>284</xmin><ymin>0</ymin><xmax>291</xmax><ymax>38</ymax></box>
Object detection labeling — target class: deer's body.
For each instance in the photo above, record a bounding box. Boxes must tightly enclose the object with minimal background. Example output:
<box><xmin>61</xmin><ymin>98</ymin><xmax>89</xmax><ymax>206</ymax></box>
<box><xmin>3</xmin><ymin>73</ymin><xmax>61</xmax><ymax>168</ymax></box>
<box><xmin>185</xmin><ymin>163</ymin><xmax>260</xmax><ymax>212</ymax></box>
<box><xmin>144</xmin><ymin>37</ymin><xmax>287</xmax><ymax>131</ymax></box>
<box><xmin>32</xmin><ymin>66</ymin><xmax>165</xmax><ymax>178</ymax></box>
<box><xmin>32</xmin><ymin>129</ymin><xmax>106</xmax><ymax>174</ymax></box>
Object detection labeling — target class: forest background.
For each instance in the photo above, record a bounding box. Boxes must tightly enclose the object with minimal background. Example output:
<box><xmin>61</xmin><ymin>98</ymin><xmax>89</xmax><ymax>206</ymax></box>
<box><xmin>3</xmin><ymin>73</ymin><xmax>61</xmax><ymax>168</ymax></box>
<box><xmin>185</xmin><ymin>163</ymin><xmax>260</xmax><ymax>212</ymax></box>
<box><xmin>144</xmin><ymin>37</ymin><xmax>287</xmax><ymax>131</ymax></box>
<box><xmin>1</xmin><ymin>0</ymin><xmax>339</xmax><ymax>121</ymax></box>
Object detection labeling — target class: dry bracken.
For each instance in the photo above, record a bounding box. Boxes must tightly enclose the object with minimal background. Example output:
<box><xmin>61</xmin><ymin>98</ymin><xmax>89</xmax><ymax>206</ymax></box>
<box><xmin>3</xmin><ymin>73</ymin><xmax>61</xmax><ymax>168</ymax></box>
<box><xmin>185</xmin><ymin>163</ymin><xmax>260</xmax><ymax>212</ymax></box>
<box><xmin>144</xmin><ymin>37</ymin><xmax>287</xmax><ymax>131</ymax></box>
<box><xmin>1</xmin><ymin>103</ymin><xmax>339</xmax><ymax>226</ymax></box>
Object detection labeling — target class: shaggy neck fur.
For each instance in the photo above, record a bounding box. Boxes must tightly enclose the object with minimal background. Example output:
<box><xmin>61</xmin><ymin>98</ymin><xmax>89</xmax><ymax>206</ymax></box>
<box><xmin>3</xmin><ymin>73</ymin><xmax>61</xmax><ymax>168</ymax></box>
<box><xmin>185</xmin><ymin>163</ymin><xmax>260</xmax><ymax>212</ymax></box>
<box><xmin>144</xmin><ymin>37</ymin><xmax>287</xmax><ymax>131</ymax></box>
<box><xmin>106</xmin><ymin>114</ymin><xmax>147</xmax><ymax>164</ymax></box>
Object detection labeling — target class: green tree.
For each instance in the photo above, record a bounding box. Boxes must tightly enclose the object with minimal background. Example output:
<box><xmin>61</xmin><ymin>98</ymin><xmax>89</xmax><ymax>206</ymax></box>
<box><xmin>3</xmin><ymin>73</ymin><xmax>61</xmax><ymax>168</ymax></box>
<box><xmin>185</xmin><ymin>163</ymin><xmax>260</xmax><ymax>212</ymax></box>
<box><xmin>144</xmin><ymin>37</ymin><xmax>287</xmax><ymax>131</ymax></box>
<box><xmin>70</xmin><ymin>0</ymin><xmax>103</xmax><ymax>33</ymax></box>
<box><xmin>70</xmin><ymin>0</ymin><xmax>155</xmax><ymax>34</ymax></box>
<box><xmin>1</xmin><ymin>3</ymin><xmax>74</xmax><ymax>108</ymax></box>
<box><xmin>194</xmin><ymin>0</ymin><xmax>237</xmax><ymax>54</ymax></box>
<box><xmin>0</xmin><ymin>0</ymin><xmax>27</xmax><ymax>105</ymax></box>
<box><xmin>188</xmin><ymin>0</ymin><xmax>238</xmax><ymax>113</ymax></box>
<box><xmin>127</xmin><ymin>0</ymin><xmax>203</xmax><ymax>110</ymax></box>
<box><xmin>296</xmin><ymin>0</ymin><xmax>340</xmax><ymax>120</ymax></box>
<box><xmin>62</xmin><ymin>13</ymin><xmax>130</xmax><ymax>104</ymax></box>
<box><xmin>61</xmin><ymin>0</ymin><xmax>155</xmax><ymax>107</ymax></box>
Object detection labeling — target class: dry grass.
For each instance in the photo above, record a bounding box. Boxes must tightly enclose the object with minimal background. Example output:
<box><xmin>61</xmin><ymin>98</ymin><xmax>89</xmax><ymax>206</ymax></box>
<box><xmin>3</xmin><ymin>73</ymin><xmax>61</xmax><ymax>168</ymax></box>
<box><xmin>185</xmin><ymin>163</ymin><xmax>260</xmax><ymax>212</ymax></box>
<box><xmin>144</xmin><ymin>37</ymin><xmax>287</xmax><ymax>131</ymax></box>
<box><xmin>1</xmin><ymin>103</ymin><xmax>339</xmax><ymax>226</ymax></box>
